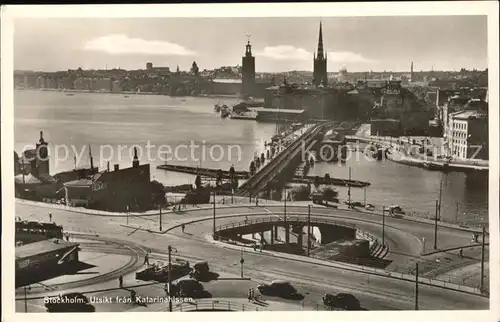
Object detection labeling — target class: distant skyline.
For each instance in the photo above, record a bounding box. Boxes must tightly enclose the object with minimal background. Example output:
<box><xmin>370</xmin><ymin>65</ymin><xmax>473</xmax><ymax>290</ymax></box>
<box><xmin>13</xmin><ymin>16</ymin><xmax>488</xmax><ymax>73</ymax></box>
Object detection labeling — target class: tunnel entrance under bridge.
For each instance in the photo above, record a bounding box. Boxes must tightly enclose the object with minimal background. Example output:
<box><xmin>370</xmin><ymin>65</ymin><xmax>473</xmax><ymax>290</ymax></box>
<box><xmin>215</xmin><ymin>215</ymin><xmax>392</xmax><ymax>268</ymax></box>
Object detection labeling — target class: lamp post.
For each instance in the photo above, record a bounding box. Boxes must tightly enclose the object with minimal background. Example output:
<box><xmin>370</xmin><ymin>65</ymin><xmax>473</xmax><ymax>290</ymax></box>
<box><xmin>159</xmin><ymin>206</ymin><xmax>162</xmax><ymax>231</ymax></box>
<box><xmin>126</xmin><ymin>205</ymin><xmax>129</xmax><ymax>225</ymax></box>
<box><xmin>284</xmin><ymin>187</ymin><xmax>287</xmax><ymax>222</ymax></box>
<box><xmin>480</xmin><ymin>226</ymin><xmax>486</xmax><ymax>293</ymax></box>
<box><xmin>434</xmin><ymin>200</ymin><xmax>439</xmax><ymax>250</ymax></box>
<box><xmin>347</xmin><ymin>167</ymin><xmax>352</xmax><ymax>208</ymax></box>
<box><xmin>415</xmin><ymin>262</ymin><xmax>419</xmax><ymax>310</ymax></box>
<box><xmin>167</xmin><ymin>245</ymin><xmax>178</xmax><ymax>312</ymax></box>
<box><xmin>382</xmin><ymin>205</ymin><xmax>386</xmax><ymax>246</ymax></box>
<box><xmin>213</xmin><ymin>190</ymin><xmax>216</xmax><ymax>236</ymax></box>
<box><xmin>240</xmin><ymin>248</ymin><xmax>245</xmax><ymax>278</ymax></box>
<box><xmin>307</xmin><ymin>204</ymin><xmax>312</xmax><ymax>257</ymax></box>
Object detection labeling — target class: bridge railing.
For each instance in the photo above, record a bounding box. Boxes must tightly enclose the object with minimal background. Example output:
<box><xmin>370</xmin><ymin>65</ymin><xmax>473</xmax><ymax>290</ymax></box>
<box><xmin>167</xmin><ymin>299</ymin><xmax>269</xmax><ymax>312</ymax></box>
<box><xmin>216</xmin><ymin>215</ymin><xmax>357</xmax><ymax>232</ymax></box>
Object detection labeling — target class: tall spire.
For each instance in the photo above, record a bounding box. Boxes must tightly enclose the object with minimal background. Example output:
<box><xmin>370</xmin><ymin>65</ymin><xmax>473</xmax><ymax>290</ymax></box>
<box><xmin>317</xmin><ymin>21</ymin><xmax>324</xmax><ymax>59</ymax></box>
<box><xmin>245</xmin><ymin>34</ymin><xmax>252</xmax><ymax>57</ymax></box>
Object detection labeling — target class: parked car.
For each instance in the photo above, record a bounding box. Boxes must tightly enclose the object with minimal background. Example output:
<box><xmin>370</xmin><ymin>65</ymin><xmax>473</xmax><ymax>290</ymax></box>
<box><xmin>190</xmin><ymin>261</ymin><xmax>212</xmax><ymax>280</ymax></box>
<box><xmin>45</xmin><ymin>292</ymin><xmax>95</xmax><ymax>312</ymax></box>
<box><xmin>257</xmin><ymin>280</ymin><xmax>301</xmax><ymax>299</ymax></box>
<box><xmin>323</xmin><ymin>293</ymin><xmax>361</xmax><ymax>310</ymax></box>
<box><xmin>170</xmin><ymin>278</ymin><xmax>205</xmax><ymax>297</ymax></box>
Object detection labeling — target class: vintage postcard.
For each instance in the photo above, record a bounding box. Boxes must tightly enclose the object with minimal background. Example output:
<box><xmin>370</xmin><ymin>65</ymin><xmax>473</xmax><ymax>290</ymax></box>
<box><xmin>1</xmin><ymin>2</ymin><xmax>499</xmax><ymax>322</ymax></box>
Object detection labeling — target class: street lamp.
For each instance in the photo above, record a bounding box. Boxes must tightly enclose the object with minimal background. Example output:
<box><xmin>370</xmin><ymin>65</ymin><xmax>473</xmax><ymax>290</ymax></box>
<box><xmin>307</xmin><ymin>204</ymin><xmax>312</xmax><ymax>257</ymax></box>
<box><xmin>212</xmin><ymin>190</ymin><xmax>216</xmax><ymax>236</ymax></box>
<box><xmin>240</xmin><ymin>248</ymin><xmax>245</xmax><ymax>278</ymax></box>
<box><xmin>382</xmin><ymin>205</ymin><xmax>386</xmax><ymax>246</ymax></box>
<box><xmin>167</xmin><ymin>245</ymin><xmax>178</xmax><ymax>312</ymax></box>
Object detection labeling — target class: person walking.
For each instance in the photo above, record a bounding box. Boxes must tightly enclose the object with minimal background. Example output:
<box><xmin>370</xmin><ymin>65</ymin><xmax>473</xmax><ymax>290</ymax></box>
<box><xmin>144</xmin><ymin>252</ymin><xmax>150</xmax><ymax>266</ymax></box>
<box><xmin>118</xmin><ymin>275</ymin><xmax>123</xmax><ymax>288</ymax></box>
<box><xmin>459</xmin><ymin>248</ymin><xmax>464</xmax><ymax>258</ymax></box>
<box><xmin>248</xmin><ymin>288</ymin><xmax>252</xmax><ymax>302</ymax></box>
<box><xmin>181</xmin><ymin>224</ymin><xmax>185</xmax><ymax>233</ymax></box>
<box><xmin>49</xmin><ymin>213</ymin><xmax>52</xmax><ymax>222</ymax></box>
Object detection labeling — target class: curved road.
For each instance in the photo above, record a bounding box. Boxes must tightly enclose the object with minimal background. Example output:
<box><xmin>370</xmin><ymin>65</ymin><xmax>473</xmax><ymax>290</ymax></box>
<box><xmin>14</xmin><ymin>202</ymin><xmax>488</xmax><ymax>311</ymax></box>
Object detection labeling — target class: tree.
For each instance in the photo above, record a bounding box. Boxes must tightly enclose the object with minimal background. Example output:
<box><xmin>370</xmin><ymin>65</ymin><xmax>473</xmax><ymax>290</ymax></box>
<box><xmin>216</xmin><ymin>169</ymin><xmax>223</xmax><ymax>187</ymax></box>
<box><xmin>313</xmin><ymin>176</ymin><xmax>321</xmax><ymax>188</ymax></box>
<box><xmin>324</xmin><ymin>173</ymin><xmax>331</xmax><ymax>180</ymax></box>
<box><xmin>150</xmin><ymin>180</ymin><xmax>166</xmax><ymax>206</ymax></box>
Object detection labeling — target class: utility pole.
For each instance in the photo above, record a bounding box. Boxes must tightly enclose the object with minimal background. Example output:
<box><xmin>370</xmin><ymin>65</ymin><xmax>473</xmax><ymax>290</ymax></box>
<box><xmin>159</xmin><ymin>206</ymin><xmax>162</xmax><ymax>231</ymax></box>
<box><xmin>456</xmin><ymin>202</ymin><xmax>459</xmax><ymax>223</ymax></box>
<box><xmin>415</xmin><ymin>262</ymin><xmax>419</xmax><ymax>310</ymax></box>
<box><xmin>284</xmin><ymin>187</ymin><xmax>287</xmax><ymax>222</ymax></box>
<box><xmin>348</xmin><ymin>167</ymin><xmax>352</xmax><ymax>208</ymax></box>
<box><xmin>382</xmin><ymin>205</ymin><xmax>385</xmax><ymax>246</ymax></box>
<box><xmin>480</xmin><ymin>226</ymin><xmax>486</xmax><ymax>293</ymax></box>
<box><xmin>168</xmin><ymin>245</ymin><xmax>173</xmax><ymax>312</ymax></box>
<box><xmin>438</xmin><ymin>178</ymin><xmax>443</xmax><ymax>219</ymax></box>
<box><xmin>308</xmin><ymin>204</ymin><xmax>311</xmax><ymax>257</ymax></box>
<box><xmin>213</xmin><ymin>190</ymin><xmax>216</xmax><ymax>235</ymax></box>
<box><xmin>363</xmin><ymin>186</ymin><xmax>367</xmax><ymax>206</ymax></box>
<box><xmin>240</xmin><ymin>248</ymin><xmax>244</xmax><ymax>278</ymax></box>
<box><xmin>24</xmin><ymin>286</ymin><xmax>28</xmax><ymax>312</ymax></box>
<box><xmin>434</xmin><ymin>200</ymin><xmax>439</xmax><ymax>250</ymax></box>
<box><xmin>126</xmin><ymin>205</ymin><xmax>129</xmax><ymax>225</ymax></box>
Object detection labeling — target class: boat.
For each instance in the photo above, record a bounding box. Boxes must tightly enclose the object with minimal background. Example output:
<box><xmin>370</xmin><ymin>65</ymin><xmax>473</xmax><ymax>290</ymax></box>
<box><xmin>124</xmin><ymin>95</ymin><xmax>130</xmax><ymax>98</ymax></box>
<box><xmin>66</xmin><ymin>93</ymin><xmax>75</xmax><ymax>96</ymax></box>
<box><xmin>230</xmin><ymin>110</ymin><xmax>257</xmax><ymax>120</ymax></box>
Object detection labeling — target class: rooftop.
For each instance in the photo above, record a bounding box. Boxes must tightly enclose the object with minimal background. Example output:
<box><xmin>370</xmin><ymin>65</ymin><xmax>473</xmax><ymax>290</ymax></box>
<box><xmin>16</xmin><ymin>239</ymin><xmax>79</xmax><ymax>260</ymax></box>
<box><xmin>450</xmin><ymin>109</ymin><xmax>488</xmax><ymax>120</ymax></box>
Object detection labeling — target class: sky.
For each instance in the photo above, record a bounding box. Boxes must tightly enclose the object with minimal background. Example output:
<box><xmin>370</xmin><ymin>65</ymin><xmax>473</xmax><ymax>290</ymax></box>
<box><xmin>13</xmin><ymin>16</ymin><xmax>488</xmax><ymax>73</ymax></box>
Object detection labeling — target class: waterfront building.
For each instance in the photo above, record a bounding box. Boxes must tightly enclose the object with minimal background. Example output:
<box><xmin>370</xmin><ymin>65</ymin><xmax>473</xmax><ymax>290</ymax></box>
<box><xmin>63</xmin><ymin>148</ymin><xmax>154</xmax><ymax>211</ymax></box>
<box><xmin>14</xmin><ymin>131</ymin><xmax>58</xmax><ymax>201</ymax></box>
<box><xmin>93</xmin><ymin>78</ymin><xmax>112</xmax><ymax>92</ymax></box>
<box><xmin>313</xmin><ymin>22</ymin><xmax>328</xmax><ymax>86</ymax></box>
<box><xmin>448</xmin><ymin>100</ymin><xmax>488</xmax><ymax>160</ymax></box>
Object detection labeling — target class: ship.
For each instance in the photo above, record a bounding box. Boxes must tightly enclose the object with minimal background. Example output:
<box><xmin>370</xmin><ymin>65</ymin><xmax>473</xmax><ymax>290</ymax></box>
<box><xmin>229</xmin><ymin>101</ymin><xmax>260</xmax><ymax>120</ymax></box>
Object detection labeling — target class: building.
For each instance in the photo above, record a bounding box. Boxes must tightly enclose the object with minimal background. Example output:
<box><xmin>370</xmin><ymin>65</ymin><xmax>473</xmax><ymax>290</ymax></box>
<box><xmin>370</xmin><ymin>118</ymin><xmax>401</xmax><ymax>137</ymax></box>
<box><xmin>146</xmin><ymin>62</ymin><xmax>153</xmax><ymax>70</ymax></box>
<box><xmin>15</xmin><ymin>220</ymin><xmax>64</xmax><ymax>245</ymax></box>
<box><xmin>15</xmin><ymin>131</ymin><xmax>59</xmax><ymax>201</ymax></box>
<box><xmin>92</xmin><ymin>78</ymin><xmax>112</xmax><ymax>92</ymax></box>
<box><xmin>63</xmin><ymin>148</ymin><xmax>154</xmax><ymax>211</ymax></box>
<box><xmin>448</xmin><ymin>101</ymin><xmax>488</xmax><ymax>160</ymax></box>
<box><xmin>16</xmin><ymin>239</ymin><xmax>80</xmax><ymax>287</ymax></box>
<box><xmin>241</xmin><ymin>40</ymin><xmax>256</xmax><ymax>97</ymax></box>
<box><xmin>313</xmin><ymin>22</ymin><xmax>328</xmax><ymax>87</ymax></box>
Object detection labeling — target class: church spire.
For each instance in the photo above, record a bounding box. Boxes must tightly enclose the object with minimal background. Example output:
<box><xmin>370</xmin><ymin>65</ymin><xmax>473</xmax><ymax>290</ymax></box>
<box><xmin>317</xmin><ymin>21</ymin><xmax>324</xmax><ymax>59</ymax></box>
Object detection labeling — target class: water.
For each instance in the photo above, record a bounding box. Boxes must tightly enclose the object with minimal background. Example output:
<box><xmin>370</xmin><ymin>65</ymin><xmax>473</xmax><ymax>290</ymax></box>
<box><xmin>14</xmin><ymin>90</ymin><xmax>488</xmax><ymax>226</ymax></box>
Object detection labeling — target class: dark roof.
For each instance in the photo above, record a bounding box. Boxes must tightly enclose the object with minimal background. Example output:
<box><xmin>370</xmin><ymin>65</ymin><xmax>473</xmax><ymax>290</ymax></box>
<box><xmin>63</xmin><ymin>179</ymin><xmax>93</xmax><ymax>187</ymax></box>
<box><xmin>16</xmin><ymin>239</ymin><xmax>79</xmax><ymax>260</ymax></box>
<box><xmin>14</xmin><ymin>174</ymin><xmax>42</xmax><ymax>185</ymax></box>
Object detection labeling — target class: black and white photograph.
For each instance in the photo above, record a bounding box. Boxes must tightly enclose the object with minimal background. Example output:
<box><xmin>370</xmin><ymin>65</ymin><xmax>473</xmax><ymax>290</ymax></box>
<box><xmin>1</xmin><ymin>2</ymin><xmax>499</xmax><ymax>318</ymax></box>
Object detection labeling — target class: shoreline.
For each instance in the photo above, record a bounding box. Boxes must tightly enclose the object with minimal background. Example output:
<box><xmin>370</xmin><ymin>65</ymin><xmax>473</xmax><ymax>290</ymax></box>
<box><xmin>15</xmin><ymin>87</ymin><xmax>240</xmax><ymax>100</ymax></box>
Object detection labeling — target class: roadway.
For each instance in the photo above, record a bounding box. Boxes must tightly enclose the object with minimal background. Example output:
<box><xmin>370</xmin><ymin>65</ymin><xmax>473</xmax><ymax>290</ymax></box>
<box><xmin>14</xmin><ymin>202</ymin><xmax>489</xmax><ymax>311</ymax></box>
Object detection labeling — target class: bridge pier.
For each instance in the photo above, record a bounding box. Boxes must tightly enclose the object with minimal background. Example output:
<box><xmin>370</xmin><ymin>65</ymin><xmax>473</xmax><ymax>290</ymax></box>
<box><xmin>285</xmin><ymin>224</ymin><xmax>290</xmax><ymax>244</ymax></box>
<box><xmin>270</xmin><ymin>227</ymin><xmax>275</xmax><ymax>244</ymax></box>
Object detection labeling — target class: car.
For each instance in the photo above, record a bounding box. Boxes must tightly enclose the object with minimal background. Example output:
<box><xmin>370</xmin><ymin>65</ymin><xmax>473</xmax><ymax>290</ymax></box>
<box><xmin>45</xmin><ymin>292</ymin><xmax>95</xmax><ymax>312</ymax></box>
<box><xmin>323</xmin><ymin>293</ymin><xmax>361</xmax><ymax>311</ymax></box>
<box><xmin>257</xmin><ymin>280</ymin><xmax>301</xmax><ymax>298</ymax></box>
<box><xmin>170</xmin><ymin>278</ymin><xmax>205</xmax><ymax>297</ymax></box>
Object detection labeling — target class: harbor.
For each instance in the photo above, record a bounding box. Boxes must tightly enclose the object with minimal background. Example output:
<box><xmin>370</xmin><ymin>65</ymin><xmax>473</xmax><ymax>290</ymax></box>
<box><xmin>14</xmin><ymin>90</ymin><xmax>488</xmax><ymax>226</ymax></box>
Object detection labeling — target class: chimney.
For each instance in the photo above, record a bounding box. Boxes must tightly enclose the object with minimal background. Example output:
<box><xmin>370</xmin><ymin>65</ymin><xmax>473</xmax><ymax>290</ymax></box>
<box><xmin>114</xmin><ymin>164</ymin><xmax>119</xmax><ymax>171</ymax></box>
<box><xmin>89</xmin><ymin>145</ymin><xmax>94</xmax><ymax>169</ymax></box>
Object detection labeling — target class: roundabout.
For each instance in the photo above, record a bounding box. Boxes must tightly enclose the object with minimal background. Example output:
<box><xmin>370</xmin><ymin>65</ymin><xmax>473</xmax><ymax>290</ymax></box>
<box><xmin>14</xmin><ymin>200</ymin><xmax>489</xmax><ymax>312</ymax></box>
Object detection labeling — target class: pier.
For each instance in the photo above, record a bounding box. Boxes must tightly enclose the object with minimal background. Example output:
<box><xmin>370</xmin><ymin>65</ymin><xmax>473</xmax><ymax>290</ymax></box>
<box><xmin>156</xmin><ymin>163</ymin><xmax>370</xmax><ymax>188</ymax></box>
